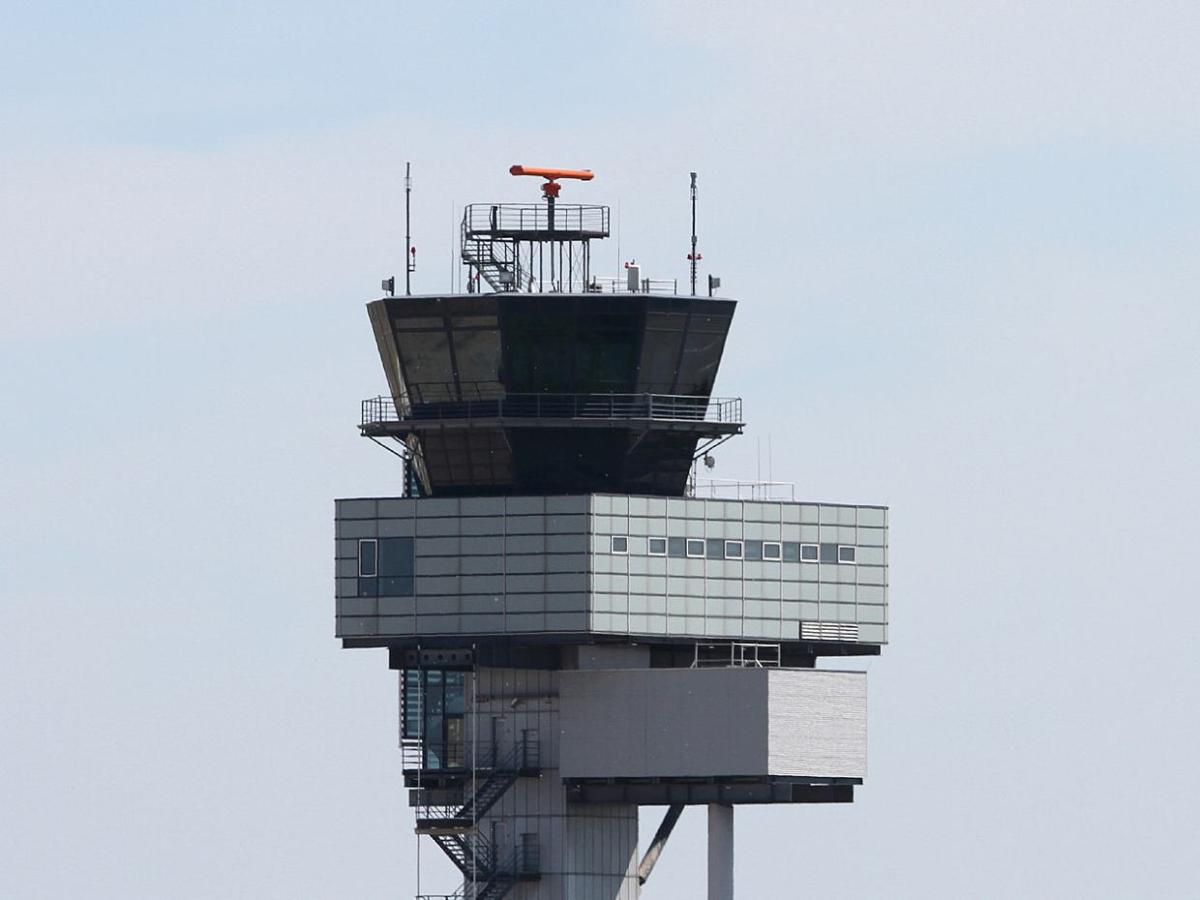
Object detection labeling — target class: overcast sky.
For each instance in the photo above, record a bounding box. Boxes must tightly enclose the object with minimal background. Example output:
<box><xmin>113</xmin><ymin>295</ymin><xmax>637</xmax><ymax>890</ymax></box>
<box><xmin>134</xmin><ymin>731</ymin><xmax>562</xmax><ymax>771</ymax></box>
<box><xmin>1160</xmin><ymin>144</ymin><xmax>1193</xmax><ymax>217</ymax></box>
<box><xmin>2</xmin><ymin>2</ymin><xmax>1199</xmax><ymax>898</ymax></box>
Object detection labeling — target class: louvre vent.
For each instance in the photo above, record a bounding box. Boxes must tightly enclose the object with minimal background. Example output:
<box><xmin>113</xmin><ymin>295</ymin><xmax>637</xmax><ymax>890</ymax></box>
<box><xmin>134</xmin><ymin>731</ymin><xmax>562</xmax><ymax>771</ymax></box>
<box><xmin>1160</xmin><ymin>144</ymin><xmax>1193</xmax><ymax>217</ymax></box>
<box><xmin>801</xmin><ymin>622</ymin><xmax>860</xmax><ymax>642</ymax></box>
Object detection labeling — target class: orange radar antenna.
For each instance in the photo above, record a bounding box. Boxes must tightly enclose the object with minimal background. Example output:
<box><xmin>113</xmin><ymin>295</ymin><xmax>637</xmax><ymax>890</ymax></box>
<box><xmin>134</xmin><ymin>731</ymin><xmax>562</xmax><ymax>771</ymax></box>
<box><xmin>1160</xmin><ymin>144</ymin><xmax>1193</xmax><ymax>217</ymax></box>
<box><xmin>509</xmin><ymin>164</ymin><xmax>594</xmax><ymax>199</ymax></box>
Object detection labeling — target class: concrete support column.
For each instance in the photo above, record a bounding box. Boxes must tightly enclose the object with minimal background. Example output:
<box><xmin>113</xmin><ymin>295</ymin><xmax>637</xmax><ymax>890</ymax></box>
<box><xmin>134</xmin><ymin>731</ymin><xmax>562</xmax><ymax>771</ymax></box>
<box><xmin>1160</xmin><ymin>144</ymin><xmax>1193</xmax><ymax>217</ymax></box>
<box><xmin>707</xmin><ymin>803</ymin><xmax>733</xmax><ymax>900</ymax></box>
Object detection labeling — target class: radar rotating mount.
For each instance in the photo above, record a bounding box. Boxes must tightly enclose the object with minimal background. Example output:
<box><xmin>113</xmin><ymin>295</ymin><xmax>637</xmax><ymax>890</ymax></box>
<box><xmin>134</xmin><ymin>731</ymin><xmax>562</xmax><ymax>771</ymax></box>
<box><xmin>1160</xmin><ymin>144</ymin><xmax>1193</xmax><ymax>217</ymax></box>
<box><xmin>508</xmin><ymin>164</ymin><xmax>594</xmax><ymax>232</ymax></box>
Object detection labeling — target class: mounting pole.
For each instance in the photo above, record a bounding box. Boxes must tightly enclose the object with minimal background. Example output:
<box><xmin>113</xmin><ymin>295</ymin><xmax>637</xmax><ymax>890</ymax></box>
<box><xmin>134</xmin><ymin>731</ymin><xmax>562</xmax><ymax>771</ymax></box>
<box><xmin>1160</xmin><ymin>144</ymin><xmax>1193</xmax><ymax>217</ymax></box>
<box><xmin>404</xmin><ymin>162</ymin><xmax>414</xmax><ymax>296</ymax></box>
<box><xmin>689</xmin><ymin>172</ymin><xmax>699</xmax><ymax>296</ymax></box>
<box><xmin>708</xmin><ymin>803</ymin><xmax>733</xmax><ymax>900</ymax></box>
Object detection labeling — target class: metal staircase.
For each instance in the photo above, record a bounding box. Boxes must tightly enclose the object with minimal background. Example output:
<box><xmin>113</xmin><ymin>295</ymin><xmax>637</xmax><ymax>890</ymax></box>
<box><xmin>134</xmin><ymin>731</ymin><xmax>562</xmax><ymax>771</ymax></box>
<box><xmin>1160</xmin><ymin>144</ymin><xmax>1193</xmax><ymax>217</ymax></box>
<box><xmin>415</xmin><ymin>735</ymin><xmax>541</xmax><ymax>898</ymax></box>
<box><xmin>460</xmin><ymin>237</ymin><xmax>530</xmax><ymax>292</ymax></box>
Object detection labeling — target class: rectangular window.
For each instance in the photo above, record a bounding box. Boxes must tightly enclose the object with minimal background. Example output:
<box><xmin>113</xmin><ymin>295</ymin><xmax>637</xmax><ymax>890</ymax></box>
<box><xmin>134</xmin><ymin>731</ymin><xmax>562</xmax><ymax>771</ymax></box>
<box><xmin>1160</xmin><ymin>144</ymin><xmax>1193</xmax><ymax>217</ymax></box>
<box><xmin>686</xmin><ymin>539</ymin><xmax>705</xmax><ymax>558</ymax></box>
<box><xmin>648</xmin><ymin>538</ymin><xmax>667</xmax><ymax>556</ymax></box>
<box><xmin>379</xmin><ymin>537</ymin><xmax>414</xmax><ymax>576</ymax></box>
<box><xmin>800</xmin><ymin>543</ymin><xmax>819</xmax><ymax>562</ymax></box>
<box><xmin>838</xmin><ymin>545</ymin><xmax>857</xmax><ymax>564</ymax></box>
<box><xmin>782</xmin><ymin>542</ymin><xmax>800</xmax><ymax>562</ymax></box>
<box><xmin>724</xmin><ymin>540</ymin><xmax>743</xmax><ymax>559</ymax></box>
<box><xmin>744</xmin><ymin>540</ymin><xmax>763</xmax><ymax>561</ymax></box>
<box><xmin>611</xmin><ymin>535</ymin><xmax>629</xmax><ymax>554</ymax></box>
<box><xmin>762</xmin><ymin>542</ymin><xmax>782</xmax><ymax>561</ymax></box>
<box><xmin>358</xmin><ymin>539</ymin><xmax>378</xmax><ymax>577</ymax></box>
<box><xmin>706</xmin><ymin>538</ymin><xmax>724</xmax><ymax>560</ymax></box>
<box><xmin>669</xmin><ymin>537</ymin><xmax>687</xmax><ymax>558</ymax></box>
<box><xmin>819</xmin><ymin>543</ymin><xmax>839</xmax><ymax>563</ymax></box>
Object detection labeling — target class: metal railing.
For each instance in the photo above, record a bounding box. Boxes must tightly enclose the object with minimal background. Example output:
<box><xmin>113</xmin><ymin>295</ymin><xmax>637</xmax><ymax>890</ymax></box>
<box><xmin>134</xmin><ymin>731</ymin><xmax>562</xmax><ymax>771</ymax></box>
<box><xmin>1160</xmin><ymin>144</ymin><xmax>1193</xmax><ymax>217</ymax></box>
<box><xmin>588</xmin><ymin>275</ymin><xmax>679</xmax><ymax>295</ymax></box>
<box><xmin>692</xmin><ymin>642</ymin><xmax>782</xmax><ymax>669</ymax></box>
<box><xmin>688</xmin><ymin>478</ymin><xmax>796</xmax><ymax>501</ymax></box>
<box><xmin>362</xmin><ymin>393</ymin><xmax>742</xmax><ymax>428</ymax></box>
<box><xmin>462</xmin><ymin>203</ymin><xmax>610</xmax><ymax>237</ymax></box>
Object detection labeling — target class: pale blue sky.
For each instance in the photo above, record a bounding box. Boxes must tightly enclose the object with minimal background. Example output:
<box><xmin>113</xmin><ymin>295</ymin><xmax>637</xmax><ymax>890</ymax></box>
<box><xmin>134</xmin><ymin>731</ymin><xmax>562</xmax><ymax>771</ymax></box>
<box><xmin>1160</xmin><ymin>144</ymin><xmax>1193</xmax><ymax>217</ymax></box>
<box><xmin>2</xmin><ymin>2</ymin><xmax>1199</xmax><ymax>898</ymax></box>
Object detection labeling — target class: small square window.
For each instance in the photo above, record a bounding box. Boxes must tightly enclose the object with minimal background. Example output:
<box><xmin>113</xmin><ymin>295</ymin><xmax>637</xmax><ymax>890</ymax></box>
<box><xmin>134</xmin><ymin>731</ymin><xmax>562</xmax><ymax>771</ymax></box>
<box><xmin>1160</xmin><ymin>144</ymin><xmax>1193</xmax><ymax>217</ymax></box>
<box><xmin>783</xmin><ymin>542</ymin><xmax>801</xmax><ymax>562</ymax></box>
<box><xmin>668</xmin><ymin>537</ymin><xmax>687</xmax><ymax>558</ymax></box>
<box><xmin>648</xmin><ymin>538</ymin><xmax>667</xmax><ymax>556</ymax></box>
<box><xmin>800</xmin><ymin>543</ymin><xmax>819</xmax><ymax>562</ymax></box>
<box><xmin>724</xmin><ymin>540</ymin><xmax>743</xmax><ymax>559</ymax></box>
<box><xmin>706</xmin><ymin>538</ymin><xmax>724</xmax><ymax>560</ymax></box>
<box><xmin>744</xmin><ymin>540</ymin><xmax>763</xmax><ymax>561</ymax></box>
<box><xmin>762</xmin><ymin>542</ymin><xmax>782</xmax><ymax>561</ymax></box>
<box><xmin>838</xmin><ymin>545</ymin><xmax>857</xmax><ymax>564</ymax></box>
<box><xmin>686</xmin><ymin>539</ymin><xmax>705</xmax><ymax>558</ymax></box>
<box><xmin>819</xmin><ymin>543</ymin><xmax>839</xmax><ymax>563</ymax></box>
<box><xmin>611</xmin><ymin>536</ymin><xmax>629</xmax><ymax>554</ymax></box>
<box><xmin>358</xmin><ymin>539</ymin><xmax>378</xmax><ymax>577</ymax></box>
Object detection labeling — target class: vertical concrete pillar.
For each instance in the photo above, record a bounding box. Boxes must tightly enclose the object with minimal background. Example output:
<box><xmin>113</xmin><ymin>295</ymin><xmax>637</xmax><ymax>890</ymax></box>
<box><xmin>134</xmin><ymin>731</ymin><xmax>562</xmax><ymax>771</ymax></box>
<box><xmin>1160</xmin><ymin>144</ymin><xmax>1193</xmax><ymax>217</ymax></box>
<box><xmin>707</xmin><ymin>803</ymin><xmax>733</xmax><ymax>900</ymax></box>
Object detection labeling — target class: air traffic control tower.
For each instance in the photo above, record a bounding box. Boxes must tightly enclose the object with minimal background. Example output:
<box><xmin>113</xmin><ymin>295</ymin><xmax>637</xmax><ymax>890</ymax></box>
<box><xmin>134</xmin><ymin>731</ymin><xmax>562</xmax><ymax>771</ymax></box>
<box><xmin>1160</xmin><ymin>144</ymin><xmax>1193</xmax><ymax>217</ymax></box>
<box><xmin>335</xmin><ymin>166</ymin><xmax>889</xmax><ymax>899</ymax></box>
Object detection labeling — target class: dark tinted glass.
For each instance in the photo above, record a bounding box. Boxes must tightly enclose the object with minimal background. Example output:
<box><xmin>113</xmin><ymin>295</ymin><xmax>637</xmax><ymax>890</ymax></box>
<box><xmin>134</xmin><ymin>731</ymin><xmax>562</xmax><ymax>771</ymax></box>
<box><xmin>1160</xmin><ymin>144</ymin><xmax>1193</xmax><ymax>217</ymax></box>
<box><xmin>762</xmin><ymin>542</ymin><xmax>781</xmax><ymax>560</ymax></box>
<box><xmin>838</xmin><ymin>545</ymin><xmax>856</xmax><ymax>563</ymax></box>
<box><xmin>744</xmin><ymin>540</ymin><xmax>763</xmax><ymax>561</ymax></box>
<box><xmin>649</xmin><ymin>538</ymin><xmax>667</xmax><ymax>555</ymax></box>
<box><xmin>379</xmin><ymin>576</ymin><xmax>414</xmax><ymax>597</ymax></box>
<box><xmin>668</xmin><ymin>537</ymin><xmax>687</xmax><ymax>558</ymax></box>
<box><xmin>706</xmin><ymin>539</ymin><xmax>724</xmax><ymax>560</ymax></box>
<box><xmin>687</xmin><ymin>539</ymin><xmax>705</xmax><ymax>557</ymax></box>
<box><xmin>724</xmin><ymin>541</ymin><xmax>743</xmax><ymax>559</ymax></box>
<box><xmin>820</xmin><ymin>543</ymin><xmax>839</xmax><ymax>563</ymax></box>
<box><xmin>801</xmin><ymin>544</ymin><xmax>819</xmax><ymax>561</ymax></box>
<box><xmin>611</xmin><ymin>536</ymin><xmax>628</xmax><ymax>553</ymax></box>
<box><xmin>379</xmin><ymin>537</ymin><xmax>414</xmax><ymax>577</ymax></box>
<box><xmin>359</xmin><ymin>539</ymin><xmax>378</xmax><ymax>576</ymax></box>
<box><xmin>782</xmin><ymin>542</ymin><xmax>800</xmax><ymax>562</ymax></box>
<box><xmin>358</xmin><ymin>577</ymin><xmax>379</xmax><ymax>597</ymax></box>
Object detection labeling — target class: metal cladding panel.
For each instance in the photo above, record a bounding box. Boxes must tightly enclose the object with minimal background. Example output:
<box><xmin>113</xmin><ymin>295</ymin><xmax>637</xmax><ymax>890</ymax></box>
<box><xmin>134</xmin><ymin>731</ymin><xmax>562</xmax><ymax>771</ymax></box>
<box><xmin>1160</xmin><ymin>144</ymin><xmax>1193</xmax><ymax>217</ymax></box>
<box><xmin>559</xmin><ymin>668</ymin><xmax>867</xmax><ymax>780</ymax></box>
<box><xmin>767</xmin><ymin>669</ymin><xmax>868</xmax><ymax>778</ymax></box>
<box><xmin>335</xmin><ymin>495</ymin><xmax>888</xmax><ymax>650</ymax></box>
<box><xmin>559</xmin><ymin>668</ymin><xmax>769</xmax><ymax>779</ymax></box>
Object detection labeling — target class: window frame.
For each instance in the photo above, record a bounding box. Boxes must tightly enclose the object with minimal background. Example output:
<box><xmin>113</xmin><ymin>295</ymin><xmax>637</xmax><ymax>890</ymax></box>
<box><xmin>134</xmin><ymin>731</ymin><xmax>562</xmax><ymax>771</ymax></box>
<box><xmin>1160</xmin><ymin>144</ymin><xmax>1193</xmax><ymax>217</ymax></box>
<box><xmin>724</xmin><ymin>540</ymin><xmax>744</xmax><ymax>560</ymax></box>
<box><xmin>358</xmin><ymin>538</ymin><xmax>379</xmax><ymax>577</ymax></box>
<box><xmin>648</xmin><ymin>537</ymin><xmax>667</xmax><ymax>556</ymax></box>
<box><xmin>800</xmin><ymin>543</ymin><xmax>820</xmax><ymax>562</ymax></box>
<box><xmin>837</xmin><ymin>544</ymin><xmax>857</xmax><ymax>564</ymax></box>
<box><xmin>762</xmin><ymin>541</ymin><xmax>782</xmax><ymax>561</ymax></box>
<box><xmin>686</xmin><ymin>538</ymin><xmax>706</xmax><ymax>558</ymax></box>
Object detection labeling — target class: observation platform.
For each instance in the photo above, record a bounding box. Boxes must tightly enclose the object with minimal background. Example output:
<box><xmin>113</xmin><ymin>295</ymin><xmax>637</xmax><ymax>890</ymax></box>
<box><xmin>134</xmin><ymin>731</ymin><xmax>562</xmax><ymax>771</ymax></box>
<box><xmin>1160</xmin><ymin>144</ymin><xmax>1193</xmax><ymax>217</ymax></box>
<box><xmin>462</xmin><ymin>203</ymin><xmax>610</xmax><ymax>242</ymax></box>
<box><xmin>360</xmin><ymin>393</ymin><xmax>744</xmax><ymax>439</ymax></box>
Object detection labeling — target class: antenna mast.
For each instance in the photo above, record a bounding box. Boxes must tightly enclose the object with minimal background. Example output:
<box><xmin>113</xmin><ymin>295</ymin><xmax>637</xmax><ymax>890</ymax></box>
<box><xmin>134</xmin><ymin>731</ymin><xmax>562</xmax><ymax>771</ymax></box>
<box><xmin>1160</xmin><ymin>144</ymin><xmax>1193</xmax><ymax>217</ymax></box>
<box><xmin>688</xmin><ymin>172</ymin><xmax>700</xmax><ymax>296</ymax></box>
<box><xmin>404</xmin><ymin>162</ymin><xmax>415</xmax><ymax>295</ymax></box>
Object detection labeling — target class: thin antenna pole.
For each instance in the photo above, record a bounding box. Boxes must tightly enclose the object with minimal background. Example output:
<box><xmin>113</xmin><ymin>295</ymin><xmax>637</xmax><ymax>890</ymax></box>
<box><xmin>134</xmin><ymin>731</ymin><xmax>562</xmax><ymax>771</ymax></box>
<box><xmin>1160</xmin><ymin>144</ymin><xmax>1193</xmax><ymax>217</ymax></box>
<box><xmin>689</xmin><ymin>172</ymin><xmax>698</xmax><ymax>296</ymax></box>
<box><xmin>404</xmin><ymin>162</ymin><xmax>413</xmax><ymax>296</ymax></box>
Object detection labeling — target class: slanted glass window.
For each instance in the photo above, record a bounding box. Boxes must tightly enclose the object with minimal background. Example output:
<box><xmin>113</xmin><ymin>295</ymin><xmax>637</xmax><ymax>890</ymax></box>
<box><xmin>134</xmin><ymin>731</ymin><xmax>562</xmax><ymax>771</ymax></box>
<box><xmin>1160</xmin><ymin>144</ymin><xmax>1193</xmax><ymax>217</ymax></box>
<box><xmin>706</xmin><ymin>538</ymin><xmax>724</xmax><ymax>560</ymax></box>
<box><xmin>358</xmin><ymin>539</ymin><xmax>378</xmax><ymax>577</ymax></box>
<box><xmin>724</xmin><ymin>540</ymin><xmax>743</xmax><ymax>559</ymax></box>
<box><xmin>744</xmin><ymin>540</ymin><xmax>763</xmax><ymax>561</ymax></box>
<box><xmin>800</xmin><ymin>543</ymin><xmax>819</xmax><ymax>562</ymax></box>
<box><xmin>648</xmin><ymin>538</ymin><xmax>667</xmax><ymax>556</ymax></box>
<box><xmin>762</xmin><ymin>542</ymin><xmax>782</xmax><ymax>560</ymax></box>
<box><xmin>819</xmin><ymin>543</ymin><xmax>839</xmax><ymax>563</ymax></box>
<box><xmin>782</xmin><ymin>542</ymin><xmax>800</xmax><ymax>562</ymax></box>
<box><xmin>686</xmin><ymin>539</ymin><xmax>705</xmax><ymax>558</ymax></box>
<box><xmin>668</xmin><ymin>537</ymin><xmax>687</xmax><ymax>558</ymax></box>
<box><xmin>838</xmin><ymin>545</ymin><xmax>857</xmax><ymax>564</ymax></box>
<box><xmin>611</xmin><ymin>535</ymin><xmax>629</xmax><ymax>554</ymax></box>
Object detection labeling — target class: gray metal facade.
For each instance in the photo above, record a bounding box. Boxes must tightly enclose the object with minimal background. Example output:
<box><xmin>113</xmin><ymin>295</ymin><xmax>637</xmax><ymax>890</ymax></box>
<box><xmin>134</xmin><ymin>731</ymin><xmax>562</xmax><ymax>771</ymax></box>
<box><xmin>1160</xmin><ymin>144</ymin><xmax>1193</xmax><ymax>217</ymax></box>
<box><xmin>334</xmin><ymin>494</ymin><xmax>888</xmax><ymax>647</ymax></box>
<box><xmin>558</xmin><ymin>668</ymin><xmax>867</xmax><ymax>781</ymax></box>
